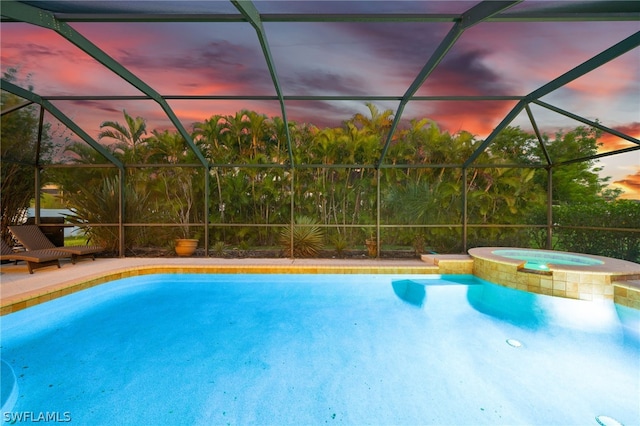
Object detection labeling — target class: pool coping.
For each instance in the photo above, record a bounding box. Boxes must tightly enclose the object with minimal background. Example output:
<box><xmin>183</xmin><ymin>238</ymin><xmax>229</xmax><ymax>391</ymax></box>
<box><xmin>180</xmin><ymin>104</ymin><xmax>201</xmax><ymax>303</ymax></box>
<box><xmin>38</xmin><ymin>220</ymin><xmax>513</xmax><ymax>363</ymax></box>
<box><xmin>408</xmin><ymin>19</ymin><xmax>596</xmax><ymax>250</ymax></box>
<box><xmin>468</xmin><ymin>247</ymin><xmax>640</xmax><ymax>274</ymax></box>
<box><xmin>1</xmin><ymin>257</ymin><xmax>437</xmax><ymax>315</ymax></box>
<box><xmin>2</xmin><ymin>253</ymin><xmax>639</xmax><ymax>315</ymax></box>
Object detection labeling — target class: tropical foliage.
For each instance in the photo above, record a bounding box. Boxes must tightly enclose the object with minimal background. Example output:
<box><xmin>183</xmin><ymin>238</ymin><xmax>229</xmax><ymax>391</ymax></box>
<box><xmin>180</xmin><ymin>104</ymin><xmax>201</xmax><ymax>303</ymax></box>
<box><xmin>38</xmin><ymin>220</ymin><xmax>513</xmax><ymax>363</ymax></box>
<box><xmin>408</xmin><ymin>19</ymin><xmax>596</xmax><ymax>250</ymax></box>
<box><xmin>554</xmin><ymin>200</ymin><xmax>639</xmax><ymax>262</ymax></box>
<box><xmin>2</xmin><ymin>95</ymin><xmax>637</xmax><ymax>260</ymax></box>
<box><xmin>0</xmin><ymin>69</ymin><xmax>57</xmax><ymax>244</ymax></box>
<box><xmin>279</xmin><ymin>216</ymin><xmax>325</xmax><ymax>258</ymax></box>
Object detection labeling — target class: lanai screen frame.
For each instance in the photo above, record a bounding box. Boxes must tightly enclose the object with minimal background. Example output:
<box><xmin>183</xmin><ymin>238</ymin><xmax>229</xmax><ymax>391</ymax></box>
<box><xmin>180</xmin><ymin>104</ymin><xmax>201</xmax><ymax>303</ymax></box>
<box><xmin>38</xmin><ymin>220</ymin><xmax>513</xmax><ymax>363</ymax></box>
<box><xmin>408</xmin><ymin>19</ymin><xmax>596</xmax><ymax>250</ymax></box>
<box><xmin>1</xmin><ymin>0</ymin><xmax>639</xmax><ymax>257</ymax></box>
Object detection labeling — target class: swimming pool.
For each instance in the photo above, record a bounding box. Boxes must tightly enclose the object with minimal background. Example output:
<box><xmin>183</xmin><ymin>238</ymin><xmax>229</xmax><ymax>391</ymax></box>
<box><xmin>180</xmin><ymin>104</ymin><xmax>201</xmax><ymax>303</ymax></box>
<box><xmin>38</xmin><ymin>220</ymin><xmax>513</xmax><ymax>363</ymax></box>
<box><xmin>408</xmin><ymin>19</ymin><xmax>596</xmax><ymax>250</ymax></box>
<box><xmin>1</xmin><ymin>273</ymin><xmax>638</xmax><ymax>425</ymax></box>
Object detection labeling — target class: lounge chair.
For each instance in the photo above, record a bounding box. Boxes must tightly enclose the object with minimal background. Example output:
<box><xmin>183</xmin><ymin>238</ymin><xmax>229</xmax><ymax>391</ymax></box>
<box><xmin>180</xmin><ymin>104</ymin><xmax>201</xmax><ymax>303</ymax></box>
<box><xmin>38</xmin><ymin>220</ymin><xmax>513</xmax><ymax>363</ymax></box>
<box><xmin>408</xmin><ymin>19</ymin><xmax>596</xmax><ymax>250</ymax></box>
<box><xmin>9</xmin><ymin>225</ymin><xmax>104</xmax><ymax>264</ymax></box>
<box><xmin>0</xmin><ymin>239</ymin><xmax>69</xmax><ymax>274</ymax></box>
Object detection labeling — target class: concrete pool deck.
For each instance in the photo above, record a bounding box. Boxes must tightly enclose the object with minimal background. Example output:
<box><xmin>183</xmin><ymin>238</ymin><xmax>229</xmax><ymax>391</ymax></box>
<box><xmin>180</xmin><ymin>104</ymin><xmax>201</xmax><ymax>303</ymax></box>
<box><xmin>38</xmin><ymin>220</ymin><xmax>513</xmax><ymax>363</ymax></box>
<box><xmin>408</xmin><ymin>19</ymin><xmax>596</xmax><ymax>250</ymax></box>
<box><xmin>1</xmin><ymin>253</ymin><xmax>639</xmax><ymax>314</ymax></box>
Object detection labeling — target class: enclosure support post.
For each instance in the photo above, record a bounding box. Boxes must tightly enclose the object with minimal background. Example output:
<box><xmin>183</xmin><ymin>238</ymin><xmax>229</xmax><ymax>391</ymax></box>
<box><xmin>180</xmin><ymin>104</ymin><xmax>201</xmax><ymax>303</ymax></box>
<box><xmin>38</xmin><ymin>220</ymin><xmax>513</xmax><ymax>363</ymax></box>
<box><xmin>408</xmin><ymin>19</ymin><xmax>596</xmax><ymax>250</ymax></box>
<box><xmin>376</xmin><ymin>168</ymin><xmax>381</xmax><ymax>258</ymax></box>
<box><xmin>33</xmin><ymin>106</ymin><xmax>45</xmax><ymax>226</ymax></box>
<box><xmin>204</xmin><ymin>166</ymin><xmax>210</xmax><ymax>257</ymax></box>
<box><xmin>290</xmin><ymin>167</ymin><xmax>295</xmax><ymax>259</ymax></box>
<box><xmin>119</xmin><ymin>168</ymin><xmax>125</xmax><ymax>257</ymax></box>
<box><xmin>462</xmin><ymin>167</ymin><xmax>468</xmax><ymax>252</ymax></box>
<box><xmin>546</xmin><ymin>167</ymin><xmax>553</xmax><ymax>249</ymax></box>
<box><xmin>33</xmin><ymin>169</ymin><xmax>40</xmax><ymax>224</ymax></box>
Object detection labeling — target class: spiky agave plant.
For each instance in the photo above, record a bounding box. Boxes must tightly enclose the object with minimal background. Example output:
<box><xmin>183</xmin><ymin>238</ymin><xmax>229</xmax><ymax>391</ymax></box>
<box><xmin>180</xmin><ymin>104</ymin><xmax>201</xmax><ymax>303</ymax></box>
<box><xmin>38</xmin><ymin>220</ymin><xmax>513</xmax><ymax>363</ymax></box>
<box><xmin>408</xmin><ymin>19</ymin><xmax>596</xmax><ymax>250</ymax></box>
<box><xmin>279</xmin><ymin>216</ymin><xmax>325</xmax><ymax>258</ymax></box>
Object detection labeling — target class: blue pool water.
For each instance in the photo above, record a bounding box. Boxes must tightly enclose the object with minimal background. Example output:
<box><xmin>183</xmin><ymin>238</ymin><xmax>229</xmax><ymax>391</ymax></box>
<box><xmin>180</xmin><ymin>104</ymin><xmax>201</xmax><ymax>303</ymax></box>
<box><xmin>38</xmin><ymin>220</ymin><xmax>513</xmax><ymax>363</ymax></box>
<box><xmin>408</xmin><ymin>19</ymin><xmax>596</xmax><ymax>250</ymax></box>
<box><xmin>1</xmin><ymin>274</ymin><xmax>638</xmax><ymax>425</ymax></box>
<box><xmin>493</xmin><ymin>249</ymin><xmax>604</xmax><ymax>267</ymax></box>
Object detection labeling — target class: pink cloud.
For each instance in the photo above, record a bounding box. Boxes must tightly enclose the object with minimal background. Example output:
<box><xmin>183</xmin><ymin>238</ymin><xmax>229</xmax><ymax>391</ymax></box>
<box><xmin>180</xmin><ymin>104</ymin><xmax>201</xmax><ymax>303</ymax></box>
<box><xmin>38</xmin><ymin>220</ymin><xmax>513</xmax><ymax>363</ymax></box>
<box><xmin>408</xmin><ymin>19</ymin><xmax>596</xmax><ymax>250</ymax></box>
<box><xmin>3</xmin><ymin>18</ymin><xmax>638</xmax><ymax>176</ymax></box>
<box><xmin>599</xmin><ymin>123</ymin><xmax>640</xmax><ymax>151</ymax></box>
<box><xmin>613</xmin><ymin>171</ymin><xmax>640</xmax><ymax>200</ymax></box>
<box><xmin>452</xmin><ymin>21</ymin><xmax>640</xmax><ymax>95</ymax></box>
<box><xmin>564</xmin><ymin>53</ymin><xmax>639</xmax><ymax>97</ymax></box>
<box><xmin>406</xmin><ymin>100</ymin><xmax>518</xmax><ymax>137</ymax></box>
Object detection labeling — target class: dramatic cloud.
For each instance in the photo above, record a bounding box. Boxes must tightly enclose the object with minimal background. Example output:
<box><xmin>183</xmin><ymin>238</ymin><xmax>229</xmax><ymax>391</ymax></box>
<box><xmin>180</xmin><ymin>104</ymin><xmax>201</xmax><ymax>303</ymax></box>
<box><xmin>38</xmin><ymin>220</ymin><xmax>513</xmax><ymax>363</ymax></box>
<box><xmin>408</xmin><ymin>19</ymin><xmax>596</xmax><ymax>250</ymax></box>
<box><xmin>405</xmin><ymin>100</ymin><xmax>518</xmax><ymax>137</ymax></box>
<box><xmin>418</xmin><ymin>48</ymin><xmax>514</xmax><ymax>96</ymax></box>
<box><xmin>104</xmin><ymin>38</ymin><xmax>275</xmax><ymax>95</ymax></box>
<box><xmin>68</xmin><ymin>100</ymin><xmax>122</xmax><ymax>114</ymax></box>
<box><xmin>283</xmin><ymin>71</ymin><xmax>369</xmax><ymax>96</ymax></box>
<box><xmin>599</xmin><ymin>122</ymin><xmax>640</xmax><ymax>151</ymax></box>
<box><xmin>337</xmin><ymin>21</ymin><xmax>449</xmax><ymax>68</ymax></box>
<box><xmin>2</xmin><ymin>10</ymin><xmax>638</xmax><ymax>198</ymax></box>
<box><xmin>613</xmin><ymin>171</ymin><xmax>640</xmax><ymax>200</ymax></box>
<box><xmin>286</xmin><ymin>100</ymin><xmax>365</xmax><ymax>128</ymax></box>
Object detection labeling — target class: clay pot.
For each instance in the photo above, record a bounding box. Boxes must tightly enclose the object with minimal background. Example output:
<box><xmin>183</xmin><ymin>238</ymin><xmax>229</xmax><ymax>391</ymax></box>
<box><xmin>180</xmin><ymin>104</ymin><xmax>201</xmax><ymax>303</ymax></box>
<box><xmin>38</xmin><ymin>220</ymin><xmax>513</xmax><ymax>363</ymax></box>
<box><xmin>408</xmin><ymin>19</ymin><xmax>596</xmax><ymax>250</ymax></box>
<box><xmin>175</xmin><ymin>239</ymin><xmax>198</xmax><ymax>257</ymax></box>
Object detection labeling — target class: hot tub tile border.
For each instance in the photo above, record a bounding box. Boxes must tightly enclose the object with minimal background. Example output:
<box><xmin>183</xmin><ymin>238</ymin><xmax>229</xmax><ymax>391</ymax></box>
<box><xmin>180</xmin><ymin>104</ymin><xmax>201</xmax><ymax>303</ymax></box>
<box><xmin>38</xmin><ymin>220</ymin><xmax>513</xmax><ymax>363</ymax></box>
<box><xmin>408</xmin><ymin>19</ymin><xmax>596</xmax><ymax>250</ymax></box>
<box><xmin>469</xmin><ymin>248</ymin><xmax>640</xmax><ymax>307</ymax></box>
<box><xmin>613</xmin><ymin>280</ymin><xmax>640</xmax><ymax>309</ymax></box>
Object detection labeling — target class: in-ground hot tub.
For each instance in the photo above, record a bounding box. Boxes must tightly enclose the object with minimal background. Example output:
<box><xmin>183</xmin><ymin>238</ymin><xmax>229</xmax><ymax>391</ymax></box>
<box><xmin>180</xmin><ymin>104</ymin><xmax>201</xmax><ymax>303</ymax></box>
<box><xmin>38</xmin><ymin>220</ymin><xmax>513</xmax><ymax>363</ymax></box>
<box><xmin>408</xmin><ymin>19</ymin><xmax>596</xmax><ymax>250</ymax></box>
<box><xmin>468</xmin><ymin>247</ymin><xmax>640</xmax><ymax>302</ymax></box>
<box><xmin>492</xmin><ymin>249</ymin><xmax>604</xmax><ymax>271</ymax></box>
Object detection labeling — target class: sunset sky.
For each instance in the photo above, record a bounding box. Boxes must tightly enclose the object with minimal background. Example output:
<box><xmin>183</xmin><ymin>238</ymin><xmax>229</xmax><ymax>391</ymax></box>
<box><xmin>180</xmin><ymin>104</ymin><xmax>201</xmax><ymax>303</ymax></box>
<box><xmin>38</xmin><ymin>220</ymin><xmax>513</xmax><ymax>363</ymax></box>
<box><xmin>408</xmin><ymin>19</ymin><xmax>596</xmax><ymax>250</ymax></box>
<box><xmin>1</xmin><ymin>1</ymin><xmax>639</xmax><ymax>198</ymax></box>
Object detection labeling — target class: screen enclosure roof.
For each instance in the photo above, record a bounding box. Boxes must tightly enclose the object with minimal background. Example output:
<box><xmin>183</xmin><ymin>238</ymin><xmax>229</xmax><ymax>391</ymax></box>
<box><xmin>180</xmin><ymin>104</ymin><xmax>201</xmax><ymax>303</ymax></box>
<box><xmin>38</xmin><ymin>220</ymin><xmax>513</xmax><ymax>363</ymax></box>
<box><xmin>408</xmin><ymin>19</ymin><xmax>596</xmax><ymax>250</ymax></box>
<box><xmin>1</xmin><ymin>0</ymin><xmax>639</xmax><ymax>172</ymax></box>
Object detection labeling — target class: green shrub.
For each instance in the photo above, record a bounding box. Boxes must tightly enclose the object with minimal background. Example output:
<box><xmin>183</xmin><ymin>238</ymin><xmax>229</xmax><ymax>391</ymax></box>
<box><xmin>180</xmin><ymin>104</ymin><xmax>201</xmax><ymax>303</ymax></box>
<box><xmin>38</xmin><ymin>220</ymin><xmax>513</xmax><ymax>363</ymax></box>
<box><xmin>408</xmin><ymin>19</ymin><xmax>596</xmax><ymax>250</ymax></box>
<box><xmin>63</xmin><ymin>177</ymin><xmax>154</xmax><ymax>251</ymax></box>
<box><xmin>553</xmin><ymin>200</ymin><xmax>639</xmax><ymax>262</ymax></box>
<box><xmin>330</xmin><ymin>233</ymin><xmax>348</xmax><ymax>257</ymax></box>
<box><xmin>280</xmin><ymin>216</ymin><xmax>325</xmax><ymax>258</ymax></box>
<box><xmin>211</xmin><ymin>241</ymin><xmax>226</xmax><ymax>257</ymax></box>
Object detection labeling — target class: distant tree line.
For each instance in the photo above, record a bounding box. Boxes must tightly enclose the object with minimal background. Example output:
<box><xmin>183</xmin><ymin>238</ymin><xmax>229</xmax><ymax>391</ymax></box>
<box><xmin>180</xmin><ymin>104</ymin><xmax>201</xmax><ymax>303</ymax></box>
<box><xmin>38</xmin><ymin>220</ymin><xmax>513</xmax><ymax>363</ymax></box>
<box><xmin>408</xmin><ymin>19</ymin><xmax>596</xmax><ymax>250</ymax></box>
<box><xmin>1</xmin><ymin>74</ymin><xmax>637</xmax><ymax>261</ymax></box>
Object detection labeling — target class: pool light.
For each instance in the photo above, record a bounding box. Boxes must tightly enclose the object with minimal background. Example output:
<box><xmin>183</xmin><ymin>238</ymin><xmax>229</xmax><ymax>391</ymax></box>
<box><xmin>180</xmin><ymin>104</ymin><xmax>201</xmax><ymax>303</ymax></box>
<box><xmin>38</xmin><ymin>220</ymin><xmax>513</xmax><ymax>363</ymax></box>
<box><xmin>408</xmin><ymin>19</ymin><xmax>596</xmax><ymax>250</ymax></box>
<box><xmin>524</xmin><ymin>261</ymin><xmax>549</xmax><ymax>271</ymax></box>
<box><xmin>595</xmin><ymin>415</ymin><xmax>624</xmax><ymax>426</ymax></box>
<box><xmin>506</xmin><ymin>339</ymin><xmax>523</xmax><ymax>348</ymax></box>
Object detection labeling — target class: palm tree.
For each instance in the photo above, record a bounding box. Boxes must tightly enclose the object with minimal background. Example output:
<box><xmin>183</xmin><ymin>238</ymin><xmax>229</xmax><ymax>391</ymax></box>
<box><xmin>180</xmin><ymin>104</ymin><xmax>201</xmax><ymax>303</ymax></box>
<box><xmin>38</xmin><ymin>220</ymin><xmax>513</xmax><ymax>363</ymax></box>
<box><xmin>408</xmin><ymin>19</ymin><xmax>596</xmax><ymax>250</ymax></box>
<box><xmin>98</xmin><ymin>110</ymin><xmax>148</xmax><ymax>163</ymax></box>
<box><xmin>243</xmin><ymin>110</ymin><xmax>268</xmax><ymax>160</ymax></box>
<box><xmin>352</xmin><ymin>102</ymin><xmax>394</xmax><ymax>137</ymax></box>
<box><xmin>145</xmin><ymin>129</ymin><xmax>205</xmax><ymax>238</ymax></box>
<box><xmin>221</xmin><ymin>111</ymin><xmax>249</xmax><ymax>161</ymax></box>
<box><xmin>265</xmin><ymin>115</ymin><xmax>291</xmax><ymax>164</ymax></box>
<box><xmin>57</xmin><ymin>142</ymin><xmax>119</xmax><ymax>205</ymax></box>
<box><xmin>194</xmin><ymin>115</ymin><xmax>230</xmax><ymax>223</ymax></box>
<box><xmin>146</xmin><ymin>129</ymin><xmax>188</xmax><ymax>164</ymax></box>
<box><xmin>193</xmin><ymin>115</ymin><xmax>226</xmax><ymax>154</ymax></box>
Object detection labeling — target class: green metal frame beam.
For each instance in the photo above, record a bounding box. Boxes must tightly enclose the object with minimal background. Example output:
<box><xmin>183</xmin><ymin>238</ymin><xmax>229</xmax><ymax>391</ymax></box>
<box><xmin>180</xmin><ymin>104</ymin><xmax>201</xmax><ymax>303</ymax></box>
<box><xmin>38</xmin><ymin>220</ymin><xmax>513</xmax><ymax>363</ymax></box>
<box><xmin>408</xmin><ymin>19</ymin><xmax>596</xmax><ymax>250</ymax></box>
<box><xmin>556</xmin><ymin>145</ymin><xmax>640</xmax><ymax>167</ymax></box>
<box><xmin>1</xmin><ymin>99</ymin><xmax>33</xmax><ymax>116</ymax></box>
<box><xmin>458</xmin><ymin>1</ymin><xmax>523</xmax><ymax>30</ymax></box>
<box><xmin>231</xmin><ymin>0</ymin><xmax>296</xmax><ymax>256</ymax></box>
<box><xmin>532</xmin><ymin>100</ymin><xmax>640</xmax><ymax>146</ymax></box>
<box><xmin>377</xmin><ymin>1</ymin><xmax>522</xmax><ymax>168</ymax></box>
<box><xmin>7</xmin><ymin>4</ymin><xmax>638</xmax><ymax>24</ymax></box>
<box><xmin>1</xmin><ymin>78</ymin><xmax>124</xmax><ymax>169</ymax></box>
<box><xmin>524</xmin><ymin>104</ymin><xmax>552</xmax><ymax>165</ymax></box>
<box><xmin>528</xmin><ymin>31</ymin><xmax>640</xmax><ymax>101</ymax></box>
<box><xmin>1</xmin><ymin>0</ymin><xmax>209</xmax><ymax>168</ymax></box>
<box><xmin>465</xmin><ymin>30</ymin><xmax>640</xmax><ymax>167</ymax></box>
<box><xmin>38</xmin><ymin>94</ymin><xmax>526</xmax><ymax>102</ymax></box>
<box><xmin>464</xmin><ymin>100</ymin><xmax>527</xmax><ymax>167</ymax></box>
<box><xmin>231</xmin><ymin>0</ymin><xmax>294</xmax><ymax>167</ymax></box>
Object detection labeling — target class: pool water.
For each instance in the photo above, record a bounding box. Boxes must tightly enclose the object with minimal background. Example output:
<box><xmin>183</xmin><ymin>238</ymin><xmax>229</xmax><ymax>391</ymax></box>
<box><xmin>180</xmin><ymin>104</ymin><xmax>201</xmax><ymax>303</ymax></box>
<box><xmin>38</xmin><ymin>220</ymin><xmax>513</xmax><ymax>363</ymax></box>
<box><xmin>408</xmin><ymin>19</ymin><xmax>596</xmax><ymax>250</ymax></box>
<box><xmin>492</xmin><ymin>249</ymin><xmax>604</xmax><ymax>266</ymax></box>
<box><xmin>1</xmin><ymin>274</ymin><xmax>638</xmax><ymax>425</ymax></box>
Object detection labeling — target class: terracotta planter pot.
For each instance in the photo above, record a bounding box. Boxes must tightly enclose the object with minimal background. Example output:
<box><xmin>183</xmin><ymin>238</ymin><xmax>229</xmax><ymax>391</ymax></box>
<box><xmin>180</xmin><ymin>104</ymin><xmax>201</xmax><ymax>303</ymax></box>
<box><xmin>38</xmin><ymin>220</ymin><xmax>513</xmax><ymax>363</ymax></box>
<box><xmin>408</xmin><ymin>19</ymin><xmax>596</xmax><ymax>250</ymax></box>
<box><xmin>175</xmin><ymin>239</ymin><xmax>198</xmax><ymax>257</ymax></box>
<box><xmin>365</xmin><ymin>238</ymin><xmax>379</xmax><ymax>257</ymax></box>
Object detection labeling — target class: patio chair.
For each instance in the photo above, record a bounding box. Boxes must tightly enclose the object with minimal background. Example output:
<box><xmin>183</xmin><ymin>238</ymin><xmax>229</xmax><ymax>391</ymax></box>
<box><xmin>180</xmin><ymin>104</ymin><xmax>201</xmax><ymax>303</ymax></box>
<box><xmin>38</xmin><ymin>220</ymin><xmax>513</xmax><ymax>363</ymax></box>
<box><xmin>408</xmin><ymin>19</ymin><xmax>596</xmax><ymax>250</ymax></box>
<box><xmin>0</xmin><ymin>239</ymin><xmax>69</xmax><ymax>274</ymax></box>
<box><xmin>8</xmin><ymin>225</ymin><xmax>104</xmax><ymax>264</ymax></box>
